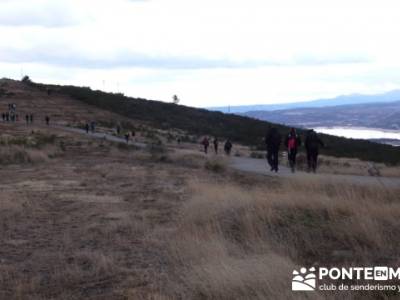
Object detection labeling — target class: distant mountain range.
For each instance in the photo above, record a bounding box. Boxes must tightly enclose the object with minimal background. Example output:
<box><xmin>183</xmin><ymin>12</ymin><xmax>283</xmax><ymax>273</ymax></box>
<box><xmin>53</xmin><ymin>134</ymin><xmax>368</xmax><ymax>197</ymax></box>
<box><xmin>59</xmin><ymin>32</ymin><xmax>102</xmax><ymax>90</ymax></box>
<box><xmin>210</xmin><ymin>90</ymin><xmax>400</xmax><ymax>113</ymax></box>
<box><xmin>243</xmin><ymin>101</ymin><xmax>400</xmax><ymax>130</ymax></box>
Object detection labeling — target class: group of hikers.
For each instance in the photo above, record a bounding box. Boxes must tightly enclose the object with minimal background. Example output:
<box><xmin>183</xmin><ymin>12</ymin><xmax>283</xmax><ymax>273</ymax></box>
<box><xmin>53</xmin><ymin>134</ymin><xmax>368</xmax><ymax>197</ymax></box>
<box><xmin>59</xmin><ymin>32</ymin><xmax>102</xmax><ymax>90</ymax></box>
<box><xmin>1</xmin><ymin>103</ymin><xmax>52</xmax><ymax>126</ymax></box>
<box><xmin>2</xmin><ymin>103</ymin><xmax>18</xmax><ymax>122</ymax></box>
<box><xmin>84</xmin><ymin>121</ymin><xmax>96</xmax><ymax>134</ymax></box>
<box><xmin>201</xmin><ymin>127</ymin><xmax>324</xmax><ymax>173</ymax></box>
<box><xmin>265</xmin><ymin>127</ymin><xmax>324</xmax><ymax>173</ymax></box>
<box><xmin>116</xmin><ymin>124</ymin><xmax>136</xmax><ymax>143</ymax></box>
<box><xmin>201</xmin><ymin>137</ymin><xmax>233</xmax><ymax>155</ymax></box>
<box><xmin>1</xmin><ymin>113</ymin><xmax>52</xmax><ymax>126</ymax></box>
<box><xmin>2</xmin><ymin>104</ymin><xmax>324</xmax><ymax>173</ymax></box>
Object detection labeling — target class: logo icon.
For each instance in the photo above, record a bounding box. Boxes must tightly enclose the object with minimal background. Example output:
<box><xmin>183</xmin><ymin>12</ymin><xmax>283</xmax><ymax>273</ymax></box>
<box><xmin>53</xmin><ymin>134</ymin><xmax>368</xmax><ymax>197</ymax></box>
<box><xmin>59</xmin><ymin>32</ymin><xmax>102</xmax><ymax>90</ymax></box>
<box><xmin>292</xmin><ymin>267</ymin><xmax>316</xmax><ymax>291</ymax></box>
<box><xmin>374</xmin><ymin>267</ymin><xmax>388</xmax><ymax>281</ymax></box>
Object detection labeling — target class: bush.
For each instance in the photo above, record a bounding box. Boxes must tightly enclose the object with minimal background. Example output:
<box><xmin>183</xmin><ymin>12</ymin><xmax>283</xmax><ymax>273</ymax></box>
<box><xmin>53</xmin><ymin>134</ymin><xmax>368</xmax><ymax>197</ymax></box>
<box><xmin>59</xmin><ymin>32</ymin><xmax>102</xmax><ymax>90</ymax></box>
<box><xmin>117</xmin><ymin>143</ymin><xmax>139</xmax><ymax>151</ymax></box>
<box><xmin>0</xmin><ymin>146</ymin><xmax>49</xmax><ymax>165</ymax></box>
<box><xmin>204</xmin><ymin>159</ymin><xmax>226</xmax><ymax>173</ymax></box>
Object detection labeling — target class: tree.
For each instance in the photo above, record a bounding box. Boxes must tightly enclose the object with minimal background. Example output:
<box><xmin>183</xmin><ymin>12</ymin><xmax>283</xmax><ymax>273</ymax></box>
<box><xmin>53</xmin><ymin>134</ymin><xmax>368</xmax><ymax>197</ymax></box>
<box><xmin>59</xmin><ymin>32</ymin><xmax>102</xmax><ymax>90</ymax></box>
<box><xmin>172</xmin><ymin>94</ymin><xmax>180</xmax><ymax>105</ymax></box>
<box><xmin>21</xmin><ymin>75</ymin><xmax>31</xmax><ymax>83</ymax></box>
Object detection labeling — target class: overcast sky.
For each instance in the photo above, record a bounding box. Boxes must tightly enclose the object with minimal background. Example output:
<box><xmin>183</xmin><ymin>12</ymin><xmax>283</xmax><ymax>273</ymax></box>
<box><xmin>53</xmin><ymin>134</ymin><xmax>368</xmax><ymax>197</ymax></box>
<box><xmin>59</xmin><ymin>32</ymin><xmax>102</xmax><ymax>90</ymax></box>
<box><xmin>1</xmin><ymin>0</ymin><xmax>400</xmax><ymax>107</ymax></box>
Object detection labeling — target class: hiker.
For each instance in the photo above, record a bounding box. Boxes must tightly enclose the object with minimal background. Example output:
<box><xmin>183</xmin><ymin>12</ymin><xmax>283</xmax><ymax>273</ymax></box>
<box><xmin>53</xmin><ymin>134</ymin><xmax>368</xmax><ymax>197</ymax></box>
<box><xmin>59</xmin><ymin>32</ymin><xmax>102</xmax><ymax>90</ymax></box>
<box><xmin>224</xmin><ymin>139</ymin><xmax>232</xmax><ymax>155</ymax></box>
<box><xmin>265</xmin><ymin>127</ymin><xmax>282</xmax><ymax>172</ymax></box>
<box><xmin>45</xmin><ymin>116</ymin><xmax>50</xmax><ymax>126</ymax></box>
<box><xmin>305</xmin><ymin>129</ymin><xmax>324</xmax><ymax>173</ymax></box>
<box><xmin>202</xmin><ymin>137</ymin><xmax>210</xmax><ymax>154</ymax></box>
<box><xmin>85</xmin><ymin>123</ymin><xmax>90</xmax><ymax>134</ymax></box>
<box><xmin>116</xmin><ymin>125</ymin><xmax>121</xmax><ymax>135</ymax></box>
<box><xmin>29</xmin><ymin>114</ymin><xmax>34</xmax><ymax>124</ymax></box>
<box><xmin>125</xmin><ymin>133</ymin><xmax>130</xmax><ymax>144</ymax></box>
<box><xmin>1</xmin><ymin>113</ymin><xmax>5</xmax><ymax>121</ymax></box>
<box><xmin>285</xmin><ymin>128</ymin><xmax>302</xmax><ymax>173</ymax></box>
<box><xmin>25</xmin><ymin>114</ymin><xmax>29</xmax><ymax>124</ymax></box>
<box><xmin>213</xmin><ymin>138</ymin><xmax>219</xmax><ymax>154</ymax></box>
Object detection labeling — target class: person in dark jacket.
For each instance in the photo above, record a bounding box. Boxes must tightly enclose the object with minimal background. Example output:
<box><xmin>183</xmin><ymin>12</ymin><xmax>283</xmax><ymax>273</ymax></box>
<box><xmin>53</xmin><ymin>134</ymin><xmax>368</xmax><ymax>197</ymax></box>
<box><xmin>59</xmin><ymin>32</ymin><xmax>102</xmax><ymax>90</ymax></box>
<box><xmin>202</xmin><ymin>137</ymin><xmax>210</xmax><ymax>154</ymax></box>
<box><xmin>285</xmin><ymin>128</ymin><xmax>302</xmax><ymax>173</ymax></box>
<box><xmin>305</xmin><ymin>129</ymin><xmax>324</xmax><ymax>173</ymax></box>
<box><xmin>224</xmin><ymin>139</ymin><xmax>232</xmax><ymax>155</ymax></box>
<box><xmin>125</xmin><ymin>133</ymin><xmax>130</xmax><ymax>144</ymax></box>
<box><xmin>265</xmin><ymin>127</ymin><xmax>281</xmax><ymax>172</ymax></box>
<box><xmin>213</xmin><ymin>138</ymin><xmax>219</xmax><ymax>154</ymax></box>
<box><xmin>45</xmin><ymin>116</ymin><xmax>50</xmax><ymax>126</ymax></box>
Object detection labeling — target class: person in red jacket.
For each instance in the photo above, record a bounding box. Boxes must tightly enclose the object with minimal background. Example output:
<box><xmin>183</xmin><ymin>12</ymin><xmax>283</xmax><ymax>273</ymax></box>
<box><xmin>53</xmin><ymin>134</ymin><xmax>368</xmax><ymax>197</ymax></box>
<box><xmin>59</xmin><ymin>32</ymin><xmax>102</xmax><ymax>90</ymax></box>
<box><xmin>285</xmin><ymin>128</ymin><xmax>302</xmax><ymax>173</ymax></box>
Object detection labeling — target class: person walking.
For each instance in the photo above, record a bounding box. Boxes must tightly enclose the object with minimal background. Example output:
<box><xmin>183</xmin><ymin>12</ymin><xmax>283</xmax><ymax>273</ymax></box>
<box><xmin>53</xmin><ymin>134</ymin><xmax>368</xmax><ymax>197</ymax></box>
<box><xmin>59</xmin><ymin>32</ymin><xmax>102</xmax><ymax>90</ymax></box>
<box><xmin>85</xmin><ymin>123</ymin><xmax>90</xmax><ymax>134</ymax></box>
<box><xmin>305</xmin><ymin>129</ymin><xmax>324</xmax><ymax>173</ymax></box>
<box><xmin>29</xmin><ymin>114</ymin><xmax>34</xmax><ymax>124</ymax></box>
<box><xmin>213</xmin><ymin>138</ymin><xmax>219</xmax><ymax>154</ymax></box>
<box><xmin>224</xmin><ymin>139</ymin><xmax>233</xmax><ymax>155</ymax></box>
<box><xmin>25</xmin><ymin>114</ymin><xmax>29</xmax><ymax>125</ymax></box>
<box><xmin>265</xmin><ymin>127</ymin><xmax>282</xmax><ymax>172</ymax></box>
<box><xmin>125</xmin><ymin>133</ymin><xmax>130</xmax><ymax>144</ymax></box>
<box><xmin>285</xmin><ymin>128</ymin><xmax>302</xmax><ymax>173</ymax></box>
<box><xmin>202</xmin><ymin>137</ymin><xmax>210</xmax><ymax>154</ymax></box>
<box><xmin>45</xmin><ymin>116</ymin><xmax>50</xmax><ymax>126</ymax></box>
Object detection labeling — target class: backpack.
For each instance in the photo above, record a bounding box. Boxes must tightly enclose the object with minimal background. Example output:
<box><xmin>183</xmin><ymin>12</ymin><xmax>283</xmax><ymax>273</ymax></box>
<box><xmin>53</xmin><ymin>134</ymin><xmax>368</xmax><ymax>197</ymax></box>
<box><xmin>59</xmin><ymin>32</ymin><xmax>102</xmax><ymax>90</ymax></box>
<box><xmin>288</xmin><ymin>135</ymin><xmax>297</xmax><ymax>150</ymax></box>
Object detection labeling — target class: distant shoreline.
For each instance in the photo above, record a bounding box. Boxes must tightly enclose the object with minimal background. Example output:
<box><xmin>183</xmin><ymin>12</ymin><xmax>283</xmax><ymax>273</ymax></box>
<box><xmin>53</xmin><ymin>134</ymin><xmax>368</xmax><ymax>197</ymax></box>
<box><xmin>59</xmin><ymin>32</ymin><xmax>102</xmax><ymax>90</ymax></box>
<box><xmin>314</xmin><ymin>127</ymin><xmax>400</xmax><ymax>146</ymax></box>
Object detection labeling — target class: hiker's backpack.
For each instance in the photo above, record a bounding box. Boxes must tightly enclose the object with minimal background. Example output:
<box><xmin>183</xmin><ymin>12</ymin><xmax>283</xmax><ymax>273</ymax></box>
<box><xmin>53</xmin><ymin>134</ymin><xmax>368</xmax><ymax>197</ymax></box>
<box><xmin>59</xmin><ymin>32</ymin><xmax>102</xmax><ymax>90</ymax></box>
<box><xmin>288</xmin><ymin>135</ymin><xmax>297</xmax><ymax>150</ymax></box>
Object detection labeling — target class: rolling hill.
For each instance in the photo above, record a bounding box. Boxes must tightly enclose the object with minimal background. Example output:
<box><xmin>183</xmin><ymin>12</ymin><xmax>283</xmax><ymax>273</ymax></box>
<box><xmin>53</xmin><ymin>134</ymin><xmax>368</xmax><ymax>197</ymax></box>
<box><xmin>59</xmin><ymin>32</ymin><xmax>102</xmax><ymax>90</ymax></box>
<box><xmin>2</xmin><ymin>78</ymin><xmax>399</xmax><ymax>164</ymax></box>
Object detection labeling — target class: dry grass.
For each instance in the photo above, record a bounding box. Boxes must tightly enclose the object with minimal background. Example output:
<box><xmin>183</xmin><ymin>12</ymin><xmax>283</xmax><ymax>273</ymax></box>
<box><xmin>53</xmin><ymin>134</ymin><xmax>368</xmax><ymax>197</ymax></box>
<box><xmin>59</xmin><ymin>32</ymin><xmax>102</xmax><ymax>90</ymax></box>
<box><xmin>164</xmin><ymin>177</ymin><xmax>400</xmax><ymax>299</ymax></box>
<box><xmin>1</xmin><ymin>116</ymin><xmax>399</xmax><ymax>298</ymax></box>
<box><xmin>0</xmin><ymin>145</ymin><xmax>59</xmax><ymax>165</ymax></box>
<box><xmin>287</xmin><ymin>153</ymin><xmax>400</xmax><ymax>178</ymax></box>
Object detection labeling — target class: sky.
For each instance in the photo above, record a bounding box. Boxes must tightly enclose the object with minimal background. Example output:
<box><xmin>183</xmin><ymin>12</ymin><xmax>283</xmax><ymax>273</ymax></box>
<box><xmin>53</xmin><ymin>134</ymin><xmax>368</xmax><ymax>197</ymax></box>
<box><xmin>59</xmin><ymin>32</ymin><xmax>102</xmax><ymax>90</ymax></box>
<box><xmin>1</xmin><ymin>0</ymin><xmax>400</xmax><ymax>107</ymax></box>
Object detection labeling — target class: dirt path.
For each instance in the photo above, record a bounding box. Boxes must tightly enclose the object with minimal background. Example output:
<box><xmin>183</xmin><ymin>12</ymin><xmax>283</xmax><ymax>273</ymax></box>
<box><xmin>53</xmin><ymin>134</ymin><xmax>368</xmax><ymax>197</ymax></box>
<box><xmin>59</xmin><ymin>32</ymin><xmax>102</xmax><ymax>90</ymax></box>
<box><xmin>52</xmin><ymin>125</ymin><xmax>147</xmax><ymax>149</ymax></box>
<box><xmin>51</xmin><ymin>125</ymin><xmax>400</xmax><ymax>188</ymax></box>
<box><xmin>45</xmin><ymin>124</ymin><xmax>400</xmax><ymax>189</ymax></box>
<box><xmin>230</xmin><ymin>156</ymin><xmax>400</xmax><ymax>188</ymax></box>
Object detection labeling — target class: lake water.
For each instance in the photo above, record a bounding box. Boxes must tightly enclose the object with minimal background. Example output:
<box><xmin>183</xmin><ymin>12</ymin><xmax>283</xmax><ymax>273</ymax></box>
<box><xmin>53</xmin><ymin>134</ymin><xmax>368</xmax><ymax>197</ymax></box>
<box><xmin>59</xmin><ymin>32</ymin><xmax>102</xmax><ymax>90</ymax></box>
<box><xmin>314</xmin><ymin>127</ymin><xmax>400</xmax><ymax>142</ymax></box>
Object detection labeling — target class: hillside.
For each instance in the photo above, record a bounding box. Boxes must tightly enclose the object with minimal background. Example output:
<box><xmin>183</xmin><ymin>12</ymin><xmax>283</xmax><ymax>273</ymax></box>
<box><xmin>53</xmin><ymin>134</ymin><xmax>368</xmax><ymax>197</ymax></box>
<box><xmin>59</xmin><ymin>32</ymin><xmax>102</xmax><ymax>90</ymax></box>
<box><xmin>1</xmin><ymin>78</ymin><xmax>399</xmax><ymax>164</ymax></box>
<box><xmin>210</xmin><ymin>89</ymin><xmax>400</xmax><ymax>113</ymax></box>
<box><xmin>244</xmin><ymin>101</ymin><xmax>400</xmax><ymax>130</ymax></box>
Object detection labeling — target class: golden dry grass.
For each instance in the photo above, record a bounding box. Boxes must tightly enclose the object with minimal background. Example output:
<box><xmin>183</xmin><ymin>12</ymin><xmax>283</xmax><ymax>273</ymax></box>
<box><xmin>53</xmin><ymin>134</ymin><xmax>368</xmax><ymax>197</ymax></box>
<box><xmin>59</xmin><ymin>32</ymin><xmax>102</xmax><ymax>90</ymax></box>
<box><xmin>0</xmin><ymin>98</ymin><xmax>399</xmax><ymax>299</ymax></box>
<box><xmin>164</xmin><ymin>177</ymin><xmax>400</xmax><ymax>299</ymax></box>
